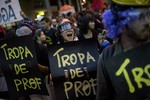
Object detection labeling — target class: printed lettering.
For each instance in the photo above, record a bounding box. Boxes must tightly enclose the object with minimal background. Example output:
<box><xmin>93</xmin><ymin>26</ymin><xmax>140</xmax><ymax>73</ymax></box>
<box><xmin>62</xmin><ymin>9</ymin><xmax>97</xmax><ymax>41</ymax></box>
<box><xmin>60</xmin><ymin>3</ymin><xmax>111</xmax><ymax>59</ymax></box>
<box><xmin>14</xmin><ymin>77</ymin><xmax>42</xmax><ymax>91</ymax></box>
<box><xmin>1</xmin><ymin>43</ymin><xmax>33</xmax><ymax>60</ymax></box>
<box><xmin>116</xmin><ymin>58</ymin><xmax>150</xmax><ymax>93</ymax></box>
<box><xmin>64</xmin><ymin>78</ymin><xmax>97</xmax><ymax>99</ymax></box>
<box><xmin>14</xmin><ymin>63</ymin><xmax>29</xmax><ymax>75</ymax></box>
<box><xmin>64</xmin><ymin>82</ymin><xmax>73</xmax><ymax>99</ymax></box>
<box><xmin>0</xmin><ymin>5</ymin><xmax>16</xmax><ymax>23</ymax></box>
<box><xmin>53</xmin><ymin>48</ymin><xmax>95</xmax><ymax>68</ymax></box>
<box><xmin>116</xmin><ymin>58</ymin><xmax>135</xmax><ymax>93</ymax></box>
<box><xmin>132</xmin><ymin>65</ymin><xmax>150</xmax><ymax>89</ymax></box>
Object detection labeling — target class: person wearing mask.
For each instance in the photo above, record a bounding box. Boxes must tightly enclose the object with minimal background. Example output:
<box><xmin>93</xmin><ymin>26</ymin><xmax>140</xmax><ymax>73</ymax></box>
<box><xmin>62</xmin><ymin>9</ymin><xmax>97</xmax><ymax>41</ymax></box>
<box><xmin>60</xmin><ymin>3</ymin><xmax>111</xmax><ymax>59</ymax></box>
<box><xmin>57</xmin><ymin>18</ymin><xmax>78</xmax><ymax>43</ymax></box>
<box><xmin>96</xmin><ymin>0</ymin><xmax>150</xmax><ymax>100</ymax></box>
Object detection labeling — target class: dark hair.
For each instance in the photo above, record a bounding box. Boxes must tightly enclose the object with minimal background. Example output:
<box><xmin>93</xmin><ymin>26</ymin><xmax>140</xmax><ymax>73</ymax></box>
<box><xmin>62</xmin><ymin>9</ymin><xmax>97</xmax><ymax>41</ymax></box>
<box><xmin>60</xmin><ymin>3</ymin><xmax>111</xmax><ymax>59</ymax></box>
<box><xmin>66</xmin><ymin>12</ymin><xmax>72</xmax><ymax>16</ymax></box>
<box><xmin>80</xmin><ymin>16</ymin><xmax>94</xmax><ymax>34</ymax></box>
<box><xmin>41</xmin><ymin>17</ymin><xmax>50</xmax><ymax>23</ymax></box>
<box><xmin>33</xmin><ymin>29</ymin><xmax>43</xmax><ymax>41</ymax></box>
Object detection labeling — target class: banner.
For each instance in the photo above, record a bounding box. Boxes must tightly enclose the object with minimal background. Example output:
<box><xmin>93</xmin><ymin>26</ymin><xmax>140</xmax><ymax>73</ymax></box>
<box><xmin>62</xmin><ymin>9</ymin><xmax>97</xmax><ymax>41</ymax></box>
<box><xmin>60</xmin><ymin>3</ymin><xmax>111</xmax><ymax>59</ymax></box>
<box><xmin>0</xmin><ymin>0</ymin><xmax>23</xmax><ymax>25</ymax></box>
<box><xmin>105</xmin><ymin>43</ymin><xmax>150</xmax><ymax>99</ymax></box>
<box><xmin>0</xmin><ymin>35</ymin><xmax>48</xmax><ymax>99</ymax></box>
<box><xmin>48</xmin><ymin>39</ymin><xmax>99</xmax><ymax>100</ymax></box>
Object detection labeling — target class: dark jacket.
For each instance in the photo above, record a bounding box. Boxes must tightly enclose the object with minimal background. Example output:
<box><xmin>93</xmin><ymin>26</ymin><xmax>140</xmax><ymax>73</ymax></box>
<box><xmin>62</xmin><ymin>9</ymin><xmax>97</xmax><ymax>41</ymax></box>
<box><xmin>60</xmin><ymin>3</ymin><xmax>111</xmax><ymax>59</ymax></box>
<box><xmin>96</xmin><ymin>40</ymin><xmax>150</xmax><ymax>100</ymax></box>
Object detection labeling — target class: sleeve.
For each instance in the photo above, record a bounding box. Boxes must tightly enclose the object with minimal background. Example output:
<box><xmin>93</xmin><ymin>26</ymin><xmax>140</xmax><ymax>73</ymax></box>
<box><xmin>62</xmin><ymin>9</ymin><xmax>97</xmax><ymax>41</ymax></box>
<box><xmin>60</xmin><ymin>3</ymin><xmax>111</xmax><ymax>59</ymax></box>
<box><xmin>96</xmin><ymin>51</ymin><xmax>114</xmax><ymax>100</ymax></box>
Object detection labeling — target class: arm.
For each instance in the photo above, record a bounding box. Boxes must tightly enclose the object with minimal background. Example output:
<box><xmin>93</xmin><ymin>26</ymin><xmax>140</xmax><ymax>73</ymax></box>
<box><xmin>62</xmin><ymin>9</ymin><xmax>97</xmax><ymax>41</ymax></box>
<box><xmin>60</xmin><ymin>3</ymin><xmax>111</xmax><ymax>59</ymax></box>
<box><xmin>38</xmin><ymin>64</ymin><xmax>49</xmax><ymax>75</ymax></box>
<box><xmin>96</xmin><ymin>51</ymin><xmax>114</xmax><ymax>100</ymax></box>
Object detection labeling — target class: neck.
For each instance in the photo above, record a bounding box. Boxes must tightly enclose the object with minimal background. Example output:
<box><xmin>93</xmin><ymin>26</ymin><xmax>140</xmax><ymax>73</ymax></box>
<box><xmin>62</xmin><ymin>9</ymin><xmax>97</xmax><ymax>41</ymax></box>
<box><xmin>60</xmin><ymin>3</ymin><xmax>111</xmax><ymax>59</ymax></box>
<box><xmin>121</xmin><ymin>32</ymin><xmax>141</xmax><ymax>52</ymax></box>
<box><xmin>86</xmin><ymin>30</ymin><xmax>93</xmax><ymax>37</ymax></box>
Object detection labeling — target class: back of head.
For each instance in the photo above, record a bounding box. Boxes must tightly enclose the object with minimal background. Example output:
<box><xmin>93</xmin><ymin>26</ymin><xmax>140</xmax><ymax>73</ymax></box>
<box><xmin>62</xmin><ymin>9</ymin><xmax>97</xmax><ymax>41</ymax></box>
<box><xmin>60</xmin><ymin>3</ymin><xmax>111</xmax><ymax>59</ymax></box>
<box><xmin>102</xmin><ymin>0</ymin><xmax>150</xmax><ymax>40</ymax></box>
<box><xmin>16</xmin><ymin>26</ymin><xmax>32</xmax><ymax>37</ymax></box>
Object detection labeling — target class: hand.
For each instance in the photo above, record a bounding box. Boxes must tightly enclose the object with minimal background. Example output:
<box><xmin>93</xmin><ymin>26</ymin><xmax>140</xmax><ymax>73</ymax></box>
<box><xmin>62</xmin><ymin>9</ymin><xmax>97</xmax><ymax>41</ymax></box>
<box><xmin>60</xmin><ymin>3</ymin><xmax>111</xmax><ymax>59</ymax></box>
<box><xmin>38</xmin><ymin>64</ymin><xmax>49</xmax><ymax>74</ymax></box>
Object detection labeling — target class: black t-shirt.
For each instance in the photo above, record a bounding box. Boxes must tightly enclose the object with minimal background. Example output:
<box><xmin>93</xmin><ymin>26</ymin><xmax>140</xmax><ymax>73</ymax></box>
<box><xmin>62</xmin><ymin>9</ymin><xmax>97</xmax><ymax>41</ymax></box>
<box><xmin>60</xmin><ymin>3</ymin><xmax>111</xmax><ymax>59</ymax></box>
<box><xmin>44</xmin><ymin>28</ymin><xmax>58</xmax><ymax>46</ymax></box>
<box><xmin>34</xmin><ymin>42</ymin><xmax>50</xmax><ymax>74</ymax></box>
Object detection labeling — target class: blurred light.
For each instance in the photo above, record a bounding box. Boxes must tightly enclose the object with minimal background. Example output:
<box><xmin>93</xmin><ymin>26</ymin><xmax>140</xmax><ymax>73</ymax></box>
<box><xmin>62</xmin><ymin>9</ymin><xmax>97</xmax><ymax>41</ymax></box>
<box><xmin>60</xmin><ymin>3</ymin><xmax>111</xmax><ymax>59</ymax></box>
<box><xmin>81</xmin><ymin>0</ymin><xmax>86</xmax><ymax>5</ymax></box>
<box><xmin>39</xmin><ymin>11</ymin><xmax>45</xmax><ymax>15</ymax></box>
<box><xmin>82</xmin><ymin>0</ymin><xmax>86</xmax><ymax>3</ymax></box>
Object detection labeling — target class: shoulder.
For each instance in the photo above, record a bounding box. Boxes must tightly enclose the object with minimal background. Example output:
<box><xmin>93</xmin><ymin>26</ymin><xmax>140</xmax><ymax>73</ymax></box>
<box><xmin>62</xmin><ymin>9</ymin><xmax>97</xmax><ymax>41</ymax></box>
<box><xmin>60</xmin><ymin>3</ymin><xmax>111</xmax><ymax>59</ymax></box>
<box><xmin>101</xmin><ymin>41</ymin><xmax>123</xmax><ymax>60</ymax></box>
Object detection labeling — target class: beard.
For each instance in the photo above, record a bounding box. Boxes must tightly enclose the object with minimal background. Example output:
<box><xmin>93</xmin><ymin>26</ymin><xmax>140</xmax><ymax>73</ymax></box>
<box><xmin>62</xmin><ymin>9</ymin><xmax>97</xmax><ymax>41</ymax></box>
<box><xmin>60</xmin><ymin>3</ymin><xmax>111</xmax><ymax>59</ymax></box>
<box><xmin>127</xmin><ymin>26</ymin><xmax>150</xmax><ymax>42</ymax></box>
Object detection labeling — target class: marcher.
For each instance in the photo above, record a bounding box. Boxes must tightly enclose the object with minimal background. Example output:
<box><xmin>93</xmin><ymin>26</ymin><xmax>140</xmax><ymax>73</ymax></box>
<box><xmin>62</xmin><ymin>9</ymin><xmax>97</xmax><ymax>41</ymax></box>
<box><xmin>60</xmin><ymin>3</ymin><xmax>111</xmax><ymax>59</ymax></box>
<box><xmin>96</xmin><ymin>0</ymin><xmax>150</xmax><ymax>100</ymax></box>
<box><xmin>0</xmin><ymin>26</ymin><xmax>9</xmax><ymax>100</ymax></box>
<box><xmin>78</xmin><ymin>15</ymin><xmax>98</xmax><ymax>40</ymax></box>
<box><xmin>30</xmin><ymin>29</ymin><xmax>53</xmax><ymax>100</ymax></box>
<box><xmin>40</xmin><ymin>17</ymin><xmax>58</xmax><ymax>46</ymax></box>
<box><xmin>57</xmin><ymin>18</ymin><xmax>78</xmax><ymax>43</ymax></box>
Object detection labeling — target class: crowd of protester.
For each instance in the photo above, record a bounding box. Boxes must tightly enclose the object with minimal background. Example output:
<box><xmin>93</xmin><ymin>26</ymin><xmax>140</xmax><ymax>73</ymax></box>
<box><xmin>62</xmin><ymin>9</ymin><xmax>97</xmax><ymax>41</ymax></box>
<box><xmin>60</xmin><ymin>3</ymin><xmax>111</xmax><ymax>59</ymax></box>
<box><xmin>0</xmin><ymin>7</ymin><xmax>112</xmax><ymax>100</ymax></box>
<box><xmin>1</xmin><ymin>0</ymin><xmax>150</xmax><ymax>99</ymax></box>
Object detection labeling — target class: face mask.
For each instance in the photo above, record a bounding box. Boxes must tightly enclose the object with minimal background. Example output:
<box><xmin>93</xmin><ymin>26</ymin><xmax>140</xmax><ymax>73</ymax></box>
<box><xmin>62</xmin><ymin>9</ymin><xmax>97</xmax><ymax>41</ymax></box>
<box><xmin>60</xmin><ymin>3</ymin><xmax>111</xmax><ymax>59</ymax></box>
<box><xmin>59</xmin><ymin>22</ymin><xmax>72</xmax><ymax>33</ymax></box>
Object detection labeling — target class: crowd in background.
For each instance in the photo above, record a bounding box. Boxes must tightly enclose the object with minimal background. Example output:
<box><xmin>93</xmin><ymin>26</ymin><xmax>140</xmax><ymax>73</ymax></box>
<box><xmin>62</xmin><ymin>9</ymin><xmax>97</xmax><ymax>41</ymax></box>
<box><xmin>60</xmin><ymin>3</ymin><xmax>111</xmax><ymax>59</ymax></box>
<box><xmin>1</xmin><ymin>0</ymin><xmax>150</xmax><ymax>99</ymax></box>
<box><xmin>0</xmin><ymin>6</ymin><xmax>112</xmax><ymax>100</ymax></box>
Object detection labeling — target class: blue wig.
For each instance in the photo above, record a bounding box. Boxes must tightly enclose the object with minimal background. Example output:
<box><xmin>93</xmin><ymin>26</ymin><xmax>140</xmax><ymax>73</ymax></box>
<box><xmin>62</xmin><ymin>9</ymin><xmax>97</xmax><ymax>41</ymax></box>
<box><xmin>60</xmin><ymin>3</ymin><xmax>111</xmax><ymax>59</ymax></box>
<box><xmin>102</xmin><ymin>7</ymin><xmax>141</xmax><ymax>40</ymax></box>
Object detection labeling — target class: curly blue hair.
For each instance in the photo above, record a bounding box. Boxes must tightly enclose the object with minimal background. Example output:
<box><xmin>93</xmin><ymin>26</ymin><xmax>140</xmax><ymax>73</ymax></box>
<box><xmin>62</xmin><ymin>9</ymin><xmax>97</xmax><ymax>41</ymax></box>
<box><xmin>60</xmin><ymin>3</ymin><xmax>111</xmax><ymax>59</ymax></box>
<box><xmin>102</xmin><ymin>7</ymin><xmax>141</xmax><ymax>40</ymax></box>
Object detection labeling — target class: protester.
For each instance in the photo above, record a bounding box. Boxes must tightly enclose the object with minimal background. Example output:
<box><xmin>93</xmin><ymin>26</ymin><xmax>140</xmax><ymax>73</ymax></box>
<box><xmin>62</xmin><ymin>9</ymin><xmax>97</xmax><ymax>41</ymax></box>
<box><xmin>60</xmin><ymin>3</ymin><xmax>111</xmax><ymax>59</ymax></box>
<box><xmin>96</xmin><ymin>0</ymin><xmax>150</xmax><ymax>100</ymax></box>
<box><xmin>57</xmin><ymin>18</ymin><xmax>78</xmax><ymax>43</ymax></box>
<box><xmin>97</xmin><ymin>31</ymin><xmax>111</xmax><ymax>52</ymax></box>
<box><xmin>0</xmin><ymin>26</ymin><xmax>9</xmax><ymax>100</ymax></box>
<box><xmin>78</xmin><ymin>15</ymin><xmax>98</xmax><ymax>40</ymax></box>
<box><xmin>40</xmin><ymin>17</ymin><xmax>58</xmax><ymax>46</ymax></box>
<box><xmin>30</xmin><ymin>29</ymin><xmax>53</xmax><ymax>100</ymax></box>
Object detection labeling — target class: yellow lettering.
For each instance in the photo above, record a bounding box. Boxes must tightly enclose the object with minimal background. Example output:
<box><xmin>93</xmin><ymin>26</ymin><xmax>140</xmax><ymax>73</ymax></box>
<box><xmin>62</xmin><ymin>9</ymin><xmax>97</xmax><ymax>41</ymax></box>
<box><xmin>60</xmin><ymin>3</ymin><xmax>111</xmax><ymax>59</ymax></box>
<box><xmin>53</xmin><ymin>48</ymin><xmax>64</xmax><ymax>68</ymax></box>
<box><xmin>145</xmin><ymin>64</ymin><xmax>150</xmax><ymax>79</ymax></box>
<box><xmin>14</xmin><ymin>63</ymin><xmax>29</xmax><ymax>75</ymax></box>
<box><xmin>19</xmin><ymin>46</ymin><xmax>24</xmax><ymax>59</ymax></box>
<box><xmin>25</xmin><ymin>46</ymin><xmax>33</xmax><ymax>58</ymax></box>
<box><xmin>20</xmin><ymin>63</ymin><xmax>29</xmax><ymax>74</ymax></box>
<box><xmin>14</xmin><ymin>78</ymin><xmax>42</xmax><ymax>92</ymax></box>
<box><xmin>132</xmin><ymin>67</ymin><xmax>150</xmax><ymax>89</ymax></box>
<box><xmin>70</xmin><ymin>69</ymin><xmax>76</xmax><ymax>79</ymax></box>
<box><xmin>64</xmin><ymin>82</ymin><xmax>73</xmax><ymax>99</ymax></box>
<box><xmin>0</xmin><ymin>44</ymin><xmax>33</xmax><ymax>60</ymax></box>
<box><xmin>82</xmin><ymin>80</ymin><xmax>91</xmax><ymax>96</ymax></box>
<box><xmin>62</xmin><ymin>55</ymin><xmax>70</xmax><ymax>67</ymax></box>
<box><xmin>13</xmin><ymin>47</ymin><xmax>19</xmax><ymax>58</ymax></box>
<box><xmin>76</xmin><ymin>68</ymin><xmax>84</xmax><ymax>78</ymax></box>
<box><xmin>78</xmin><ymin>53</ymin><xmax>85</xmax><ymax>64</ymax></box>
<box><xmin>70</xmin><ymin>54</ymin><xmax>77</xmax><ymax>65</ymax></box>
<box><xmin>8</xmin><ymin>48</ymin><xmax>15</xmax><ymax>59</ymax></box>
<box><xmin>74</xmin><ymin>81</ymin><xmax>84</xmax><ymax>97</ymax></box>
<box><xmin>14</xmin><ymin>64</ymin><xmax>20</xmax><ymax>75</ymax></box>
<box><xmin>1</xmin><ymin>43</ymin><xmax>8</xmax><ymax>60</ymax></box>
<box><xmin>14</xmin><ymin>79</ymin><xmax>22</xmax><ymax>91</ymax></box>
<box><xmin>87</xmin><ymin>52</ymin><xmax>95</xmax><ymax>63</ymax></box>
<box><xmin>89</xmin><ymin>78</ymin><xmax>97</xmax><ymax>95</ymax></box>
<box><xmin>116</xmin><ymin>58</ymin><xmax>135</xmax><ymax>93</ymax></box>
<box><xmin>22</xmin><ymin>78</ymin><xmax>31</xmax><ymax>90</ymax></box>
<box><xmin>35</xmin><ymin>77</ymin><xmax>42</xmax><ymax>90</ymax></box>
<box><xmin>29</xmin><ymin>78</ymin><xmax>37</xmax><ymax>89</ymax></box>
